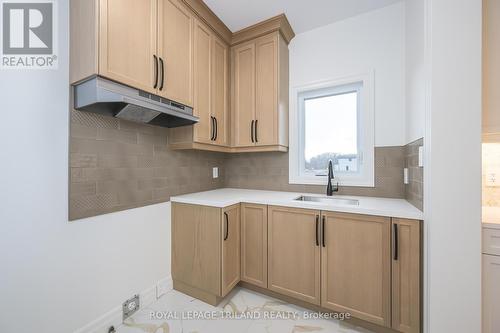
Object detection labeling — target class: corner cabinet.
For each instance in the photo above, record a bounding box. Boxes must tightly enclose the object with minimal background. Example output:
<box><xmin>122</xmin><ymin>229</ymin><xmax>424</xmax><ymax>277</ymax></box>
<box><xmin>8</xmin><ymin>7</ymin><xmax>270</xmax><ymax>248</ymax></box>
<box><xmin>70</xmin><ymin>0</ymin><xmax>194</xmax><ymax>107</ymax></box>
<box><xmin>240</xmin><ymin>203</ymin><xmax>268</xmax><ymax>288</ymax></box>
<box><xmin>168</xmin><ymin>19</ymin><xmax>230</xmax><ymax>150</ymax></box>
<box><xmin>172</xmin><ymin>203</ymin><xmax>240</xmax><ymax>305</ymax></box>
<box><xmin>231</xmin><ymin>32</ymin><xmax>289</xmax><ymax>152</ymax></box>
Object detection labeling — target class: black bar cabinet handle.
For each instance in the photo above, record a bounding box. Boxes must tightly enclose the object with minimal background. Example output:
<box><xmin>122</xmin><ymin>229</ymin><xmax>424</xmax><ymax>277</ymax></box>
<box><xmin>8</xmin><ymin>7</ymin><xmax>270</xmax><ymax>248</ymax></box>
<box><xmin>315</xmin><ymin>215</ymin><xmax>319</xmax><ymax>246</ymax></box>
<box><xmin>393</xmin><ymin>223</ymin><xmax>398</xmax><ymax>260</ymax></box>
<box><xmin>322</xmin><ymin>215</ymin><xmax>326</xmax><ymax>247</ymax></box>
<box><xmin>210</xmin><ymin>116</ymin><xmax>214</xmax><ymax>140</ymax></box>
<box><xmin>251</xmin><ymin>120</ymin><xmax>255</xmax><ymax>143</ymax></box>
<box><xmin>153</xmin><ymin>55</ymin><xmax>158</xmax><ymax>89</ymax></box>
<box><xmin>254</xmin><ymin>119</ymin><xmax>258</xmax><ymax>142</ymax></box>
<box><xmin>214</xmin><ymin>117</ymin><xmax>218</xmax><ymax>141</ymax></box>
<box><xmin>224</xmin><ymin>212</ymin><xmax>229</xmax><ymax>241</ymax></box>
<box><xmin>159</xmin><ymin>57</ymin><xmax>164</xmax><ymax>91</ymax></box>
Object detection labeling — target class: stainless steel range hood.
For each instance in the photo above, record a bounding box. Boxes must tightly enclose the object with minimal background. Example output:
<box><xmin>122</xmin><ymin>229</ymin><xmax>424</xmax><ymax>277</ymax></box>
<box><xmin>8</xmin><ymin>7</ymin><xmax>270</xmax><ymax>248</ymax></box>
<box><xmin>73</xmin><ymin>76</ymin><xmax>198</xmax><ymax>128</ymax></box>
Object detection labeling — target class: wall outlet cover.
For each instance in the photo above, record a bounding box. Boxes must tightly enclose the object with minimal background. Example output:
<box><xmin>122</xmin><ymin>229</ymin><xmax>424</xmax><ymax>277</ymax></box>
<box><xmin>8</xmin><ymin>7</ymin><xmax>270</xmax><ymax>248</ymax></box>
<box><xmin>403</xmin><ymin>168</ymin><xmax>409</xmax><ymax>184</ymax></box>
<box><xmin>212</xmin><ymin>167</ymin><xmax>219</xmax><ymax>179</ymax></box>
<box><xmin>122</xmin><ymin>294</ymin><xmax>140</xmax><ymax>321</ymax></box>
<box><xmin>418</xmin><ymin>146</ymin><xmax>424</xmax><ymax>167</ymax></box>
<box><xmin>156</xmin><ymin>278</ymin><xmax>171</xmax><ymax>299</ymax></box>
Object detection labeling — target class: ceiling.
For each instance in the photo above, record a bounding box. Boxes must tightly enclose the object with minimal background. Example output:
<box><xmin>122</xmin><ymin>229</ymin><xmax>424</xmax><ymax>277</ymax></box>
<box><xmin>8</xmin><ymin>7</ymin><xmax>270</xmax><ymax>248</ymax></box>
<box><xmin>203</xmin><ymin>0</ymin><xmax>403</xmax><ymax>34</ymax></box>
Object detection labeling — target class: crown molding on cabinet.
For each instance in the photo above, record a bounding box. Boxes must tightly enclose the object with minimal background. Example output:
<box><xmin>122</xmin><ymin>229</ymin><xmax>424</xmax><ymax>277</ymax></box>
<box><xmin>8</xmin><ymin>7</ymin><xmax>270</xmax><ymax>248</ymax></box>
<box><xmin>181</xmin><ymin>0</ymin><xmax>233</xmax><ymax>44</ymax></box>
<box><xmin>180</xmin><ymin>1</ymin><xmax>295</xmax><ymax>46</ymax></box>
<box><xmin>231</xmin><ymin>14</ymin><xmax>295</xmax><ymax>46</ymax></box>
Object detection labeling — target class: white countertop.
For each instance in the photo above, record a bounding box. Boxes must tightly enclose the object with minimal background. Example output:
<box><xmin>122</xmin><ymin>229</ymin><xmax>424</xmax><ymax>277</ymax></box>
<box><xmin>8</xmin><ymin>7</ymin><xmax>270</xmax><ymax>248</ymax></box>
<box><xmin>483</xmin><ymin>206</ymin><xmax>500</xmax><ymax>230</ymax></box>
<box><xmin>171</xmin><ymin>188</ymin><xmax>424</xmax><ymax>220</ymax></box>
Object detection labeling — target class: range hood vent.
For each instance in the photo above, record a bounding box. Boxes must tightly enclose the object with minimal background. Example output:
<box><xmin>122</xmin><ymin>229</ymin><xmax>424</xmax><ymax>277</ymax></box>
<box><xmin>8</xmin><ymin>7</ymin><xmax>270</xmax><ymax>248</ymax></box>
<box><xmin>73</xmin><ymin>76</ymin><xmax>198</xmax><ymax>128</ymax></box>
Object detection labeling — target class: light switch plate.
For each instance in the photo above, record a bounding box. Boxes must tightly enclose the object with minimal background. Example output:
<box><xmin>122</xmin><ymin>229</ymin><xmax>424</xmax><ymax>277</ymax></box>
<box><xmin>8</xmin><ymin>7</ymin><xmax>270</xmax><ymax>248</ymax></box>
<box><xmin>418</xmin><ymin>146</ymin><xmax>424</xmax><ymax>167</ymax></box>
<box><xmin>212</xmin><ymin>167</ymin><xmax>219</xmax><ymax>179</ymax></box>
<box><xmin>403</xmin><ymin>168</ymin><xmax>409</xmax><ymax>184</ymax></box>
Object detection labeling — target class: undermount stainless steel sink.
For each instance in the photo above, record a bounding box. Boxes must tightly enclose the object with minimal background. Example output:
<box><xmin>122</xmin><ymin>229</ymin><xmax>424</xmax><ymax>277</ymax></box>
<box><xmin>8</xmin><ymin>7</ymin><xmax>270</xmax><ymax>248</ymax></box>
<box><xmin>295</xmin><ymin>195</ymin><xmax>360</xmax><ymax>206</ymax></box>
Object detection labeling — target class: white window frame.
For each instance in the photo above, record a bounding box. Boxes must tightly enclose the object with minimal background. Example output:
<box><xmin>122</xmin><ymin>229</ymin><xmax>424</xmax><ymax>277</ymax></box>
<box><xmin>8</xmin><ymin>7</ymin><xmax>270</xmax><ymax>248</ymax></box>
<box><xmin>289</xmin><ymin>72</ymin><xmax>375</xmax><ymax>187</ymax></box>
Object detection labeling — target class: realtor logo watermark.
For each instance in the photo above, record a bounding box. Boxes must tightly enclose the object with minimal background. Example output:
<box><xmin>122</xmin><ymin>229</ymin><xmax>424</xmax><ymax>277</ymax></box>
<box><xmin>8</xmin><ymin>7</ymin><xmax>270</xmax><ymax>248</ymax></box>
<box><xmin>1</xmin><ymin>0</ymin><xmax>57</xmax><ymax>69</ymax></box>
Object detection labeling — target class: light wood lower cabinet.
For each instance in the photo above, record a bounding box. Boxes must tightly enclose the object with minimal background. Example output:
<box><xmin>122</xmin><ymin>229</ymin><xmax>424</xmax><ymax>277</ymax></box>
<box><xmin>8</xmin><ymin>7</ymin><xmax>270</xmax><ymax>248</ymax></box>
<box><xmin>240</xmin><ymin>203</ymin><xmax>268</xmax><ymax>288</ymax></box>
<box><xmin>172</xmin><ymin>202</ymin><xmax>240</xmax><ymax>304</ymax></box>
<box><xmin>392</xmin><ymin>218</ymin><xmax>421</xmax><ymax>333</ymax></box>
<box><xmin>268</xmin><ymin>206</ymin><xmax>321</xmax><ymax>305</ymax></box>
<box><xmin>320</xmin><ymin>212</ymin><xmax>391</xmax><ymax>327</ymax></box>
<box><xmin>171</xmin><ymin>203</ymin><xmax>422</xmax><ymax>332</ymax></box>
<box><xmin>222</xmin><ymin>204</ymin><xmax>241</xmax><ymax>296</ymax></box>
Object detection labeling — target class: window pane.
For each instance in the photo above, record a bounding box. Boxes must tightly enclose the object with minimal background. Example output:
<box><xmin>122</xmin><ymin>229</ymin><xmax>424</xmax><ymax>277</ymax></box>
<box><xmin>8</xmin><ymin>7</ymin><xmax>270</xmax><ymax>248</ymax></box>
<box><xmin>304</xmin><ymin>91</ymin><xmax>358</xmax><ymax>174</ymax></box>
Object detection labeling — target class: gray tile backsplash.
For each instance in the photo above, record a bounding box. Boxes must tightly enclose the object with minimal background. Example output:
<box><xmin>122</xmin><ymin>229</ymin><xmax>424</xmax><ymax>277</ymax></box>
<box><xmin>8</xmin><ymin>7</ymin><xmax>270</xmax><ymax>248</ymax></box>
<box><xmin>404</xmin><ymin>138</ymin><xmax>424</xmax><ymax>211</ymax></box>
<box><xmin>69</xmin><ymin>111</ymin><xmax>424</xmax><ymax>219</ymax></box>
<box><xmin>69</xmin><ymin>110</ymin><xmax>225</xmax><ymax>220</ymax></box>
<box><xmin>224</xmin><ymin>147</ymin><xmax>406</xmax><ymax>198</ymax></box>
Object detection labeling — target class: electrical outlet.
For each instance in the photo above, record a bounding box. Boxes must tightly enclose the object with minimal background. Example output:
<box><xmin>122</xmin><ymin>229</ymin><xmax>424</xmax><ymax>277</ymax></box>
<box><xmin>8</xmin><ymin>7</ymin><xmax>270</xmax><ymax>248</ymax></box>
<box><xmin>212</xmin><ymin>167</ymin><xmax>219</xmax><ymax>179</ymax></box>
<box><xmin>418</xmin><ymin>146</ymin><xmax>424</xmax><ymax>167</ymax></box>
<box><xmin>122</xmin><ymin>294</ymin><xmax>140</xmax><ymax>320</ymax></box>
<box><xmin>403</xmin><ymin>168</ymin><xmax>409</xmax><ymax>184</ymax></box>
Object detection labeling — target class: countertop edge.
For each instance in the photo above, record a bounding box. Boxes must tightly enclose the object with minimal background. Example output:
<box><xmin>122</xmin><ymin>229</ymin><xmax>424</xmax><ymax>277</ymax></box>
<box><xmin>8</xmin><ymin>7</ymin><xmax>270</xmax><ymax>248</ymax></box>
<box><xmin>171</xmin><ymin>191</ymin><xmax>424</xmax><ymax>221</ymax></box>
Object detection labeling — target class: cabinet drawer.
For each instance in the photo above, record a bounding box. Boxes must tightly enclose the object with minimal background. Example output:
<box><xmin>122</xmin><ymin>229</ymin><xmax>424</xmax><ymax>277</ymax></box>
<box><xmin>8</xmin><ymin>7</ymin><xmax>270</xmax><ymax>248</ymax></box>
<box><xmin>483</xmin><ymin>228</ymin><xmax>500</xmax><ymax>256</ymax></box>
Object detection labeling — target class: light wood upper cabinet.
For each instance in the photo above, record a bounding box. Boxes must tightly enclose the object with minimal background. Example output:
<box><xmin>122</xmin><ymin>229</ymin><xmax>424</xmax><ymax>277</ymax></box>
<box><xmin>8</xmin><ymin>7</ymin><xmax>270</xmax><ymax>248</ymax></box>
<box><xmin>212</xmin><ymin>36</ymin><xmax>229</xmax><ymax>146</ymax></box>
<box><xmin>157</xmin><ymin>0</ymin><xmax>194</xmax><ymax>107</ymax></box>
<box><xmin>222</xmin><ymin>205</ymin><xmax>240</xmax><ymax>296</ymax></box>
<box><xmin>240</xmin><ymin>203</ymin><xmax>268</xmax><ymax>288</ymax></box>
<box><xmin>320</xmin><ymin>212</ymin><xmax>391</xmax><ymax>328</ymax></box>
<box><xmin>98</xmin><ymin>0</ymin><xmax>157</xmax><ymax>93</ymax></box>
<box><xmin>483</xmin><ymin>0</ymin><xmax>500</xmax><ymax>134</ymax></box>
<box><xmin>71</xmin><ymin>0</ymin><xmax>195</xmax><ymax>107</ymax></box>
<box><xmin>168</xmin><ymin>23</ymin><xmax>229</xmax><ymax>149</ymax></box>
<box><xmin>268</xmin><ymin>206</ymin><xmax>321</xmax><ymax>305</ymax></box>
<box><xmin>392</xmin><ymin>218</ymin><xmax>421</xmax><ymax>333</ymax></box>
<box><xmin>192</xmin><ymin>19</ymin><xmax>213</xmax><ymax>143</ymax></box>
<box><xmin>231</xmin><ymin>32</ymin><xmax>289</xmax><ymax>150</ymax></box>
<box><xmin>255</xmin><ymin>34</ymin><xmax>278</xmax><ymax>145</ymax></box>
<box><xmin>232</xmin><ymin>42</ymin><xmax>256</xmax><ymax>147</ymax></box>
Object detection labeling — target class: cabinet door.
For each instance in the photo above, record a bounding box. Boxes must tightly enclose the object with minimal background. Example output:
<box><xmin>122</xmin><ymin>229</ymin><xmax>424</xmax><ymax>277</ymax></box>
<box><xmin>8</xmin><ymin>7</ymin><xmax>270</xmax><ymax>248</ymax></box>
<box><xmin>158</xmin><ymin>0</ymin><xmax>194</xmax><ymax>106</ymax></box>
<box><xmin>321</xmin><ymin>212</ymin><xmax>391</xmax><ymax>327</ymax></box>
<box><xmin>172</xmin><ymin>203</ymin><xmax>221</xmax><ymax>296</ymax></box>
<box><xmin>232</xmin><ymin>42</ymin><xmax>256</xmax><ymax>147</ymax></box>
<box><xmin>255</xmin><ymin>34</ymin><xmax>278</xmax><ymax>146</ymax></box>
<box><xmin>392</xmin><ymin>219</ymin><xmax>421</xmax><ymax>333</ymax></box>
<box><xmin>268</xmin><ymin>206</ymin><xmax>321</xmax><ymax>305</ymax></box>
<box><xmin>192</xmin><ymin>19</ymin><xmax>212</xmax><ymax>143</ymax></box>
<box><xmin>99</xmin><ymin>0</ymin><xmax>157</xmax><ymax>93</ymax></box>
<box><xmin>222</xmin><ymin>204</ymin><xmax>241</xmax><ymax>296</ymax></box>
<box><xmin>241</xmin><ymin>203</ymin><xmax>268</xmax><ymax>288</ymax></box>
<box><xmin>212</xmin><ymin>36</ymin><xmax>229</xmax><ymax>146</ymax></box>
<box><xmin>483</xmin><ymin>254</ymin><xmax>500</xmax><ymax>333</ymax></box>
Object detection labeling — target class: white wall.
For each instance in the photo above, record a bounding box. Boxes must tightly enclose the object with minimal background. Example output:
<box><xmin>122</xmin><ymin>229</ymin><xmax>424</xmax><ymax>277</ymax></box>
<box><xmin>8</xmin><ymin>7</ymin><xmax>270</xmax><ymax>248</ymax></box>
<box><xmin>0</xmin><ymin>2</ymin><xmax>171</xmax><ymax>332</ymax></box>
<box><xmin>424</xmin><ymin>0</ymin><xmax>482</xmax><ymax>332</ymax></box>
<box><xmin>405</xmin><ymin>0</ymin><xmax>425</xmax><ymax>143</ymax></box>
<box><xmin>289</xmin><ymin>2</ymin><xmax>406</xmax><ymax>147</ymax></box>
